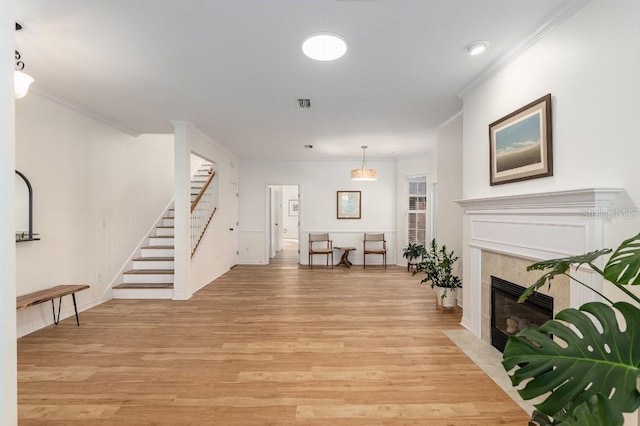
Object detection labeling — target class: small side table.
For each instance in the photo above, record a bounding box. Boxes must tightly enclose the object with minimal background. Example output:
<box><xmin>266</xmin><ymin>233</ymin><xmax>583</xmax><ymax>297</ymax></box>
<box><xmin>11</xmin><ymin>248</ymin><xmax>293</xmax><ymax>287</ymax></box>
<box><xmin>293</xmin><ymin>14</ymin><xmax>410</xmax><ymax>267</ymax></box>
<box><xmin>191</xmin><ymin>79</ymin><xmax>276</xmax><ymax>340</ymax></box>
<box><xmin>334</xmin><ymin>247</ymin><xmax>356</xmax><ymax>268</ymax></box>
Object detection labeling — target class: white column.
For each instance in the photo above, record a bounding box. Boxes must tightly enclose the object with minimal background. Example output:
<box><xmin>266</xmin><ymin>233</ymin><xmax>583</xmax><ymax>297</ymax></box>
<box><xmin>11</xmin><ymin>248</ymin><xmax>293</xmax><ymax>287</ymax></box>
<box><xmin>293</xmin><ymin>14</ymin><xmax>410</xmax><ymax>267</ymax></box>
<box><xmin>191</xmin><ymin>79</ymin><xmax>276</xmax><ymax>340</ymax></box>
<box><xmin>1</xmin><ymin>1</ymin><xmax>18</xmax><ymax>424</ymax></box>
<box><xmin>171</xmin><ymin>121</ymin><xmax>193</xmax><ymax>300</ymax></box>
<box><xmin>460</xmin><ymin>215</ymin><xmax>482</xmax><ymax>337</ymax></box>
<box><xmin>464</xmin><ymin>247</ymin><xmax>482</xmax><ymax>337</ymax></box>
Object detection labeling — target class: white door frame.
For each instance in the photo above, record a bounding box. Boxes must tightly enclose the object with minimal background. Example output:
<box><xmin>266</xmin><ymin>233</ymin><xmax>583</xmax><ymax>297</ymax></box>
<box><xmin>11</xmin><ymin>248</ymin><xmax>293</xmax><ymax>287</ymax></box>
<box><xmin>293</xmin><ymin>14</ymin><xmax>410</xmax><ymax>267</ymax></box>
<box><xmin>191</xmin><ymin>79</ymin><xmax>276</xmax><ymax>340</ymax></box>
<box><xmin>266</xmin><ymin>184</ymin><xmax>300</xmax><ymax>264</ymax></box>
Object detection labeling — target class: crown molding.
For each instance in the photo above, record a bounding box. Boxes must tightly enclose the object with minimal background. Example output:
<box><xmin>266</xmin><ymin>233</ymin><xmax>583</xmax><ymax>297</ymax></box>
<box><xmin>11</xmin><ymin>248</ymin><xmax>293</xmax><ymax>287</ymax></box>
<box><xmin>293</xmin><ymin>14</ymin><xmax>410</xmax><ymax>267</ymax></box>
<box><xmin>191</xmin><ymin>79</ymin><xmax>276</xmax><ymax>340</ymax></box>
<box><xmin>30</xmin><ymin>87</ymin><xmax>140</xmax><ymax>137</ymax></box>
<box><xmin>456</xmin><ymin>0</ymin><xmax>590</xmax><ymax>99</ymax></box>
<box><xmin>435</xmin><ymin>110</ymin><xmax>463</xmax><ymax>133</ymax></box>
<box><xmin>191</xmin><ymin>124</ymin><xmax>238</xmax><ymax>161</ymax></box>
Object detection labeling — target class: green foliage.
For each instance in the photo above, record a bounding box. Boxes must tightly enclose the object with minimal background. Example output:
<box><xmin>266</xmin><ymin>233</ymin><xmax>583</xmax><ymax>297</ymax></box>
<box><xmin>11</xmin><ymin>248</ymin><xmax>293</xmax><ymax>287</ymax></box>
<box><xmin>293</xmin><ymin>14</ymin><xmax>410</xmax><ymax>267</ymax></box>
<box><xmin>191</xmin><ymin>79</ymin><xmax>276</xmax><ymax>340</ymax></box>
<box><xmin>603</xmin><ymin>233</ymin><xmax>640</xmax><ymax>285</ymax></box>
<box><xmin>502</xmin><ymin>302</ymin><xmax>640</xmax><ymax>417</ymax></box>
<box><xmin>503</xmin><ymin>232</ymin><xmax>640</xmax><ymax>424</ymax></box>
<box><xmin>521</xmin><ymin>249</ymin><xmax>611</xmax><ymax>303</ymax></box>
<box><xmin>558</xmin><ymin>394</ymin><xmax>624</xmax><ymax>426</ymax></box>
<box><xmin>529</xmin><ymin>395</ymin><xmax>624</xmax><ymax>426</ymax></box>
<box><xmin>523</xmin><ymin>233</ymin><xmax>640</xmax><ymax>305</ymax></box>
<box><xmin>402</xmin><ymin>243</ymin><xmax>427</xmax><ymax>261</ymax></box>
<box><xmin>415</xmin><ymin>239</ymin><xmax>462</xmax><ymax>290</ymax></box>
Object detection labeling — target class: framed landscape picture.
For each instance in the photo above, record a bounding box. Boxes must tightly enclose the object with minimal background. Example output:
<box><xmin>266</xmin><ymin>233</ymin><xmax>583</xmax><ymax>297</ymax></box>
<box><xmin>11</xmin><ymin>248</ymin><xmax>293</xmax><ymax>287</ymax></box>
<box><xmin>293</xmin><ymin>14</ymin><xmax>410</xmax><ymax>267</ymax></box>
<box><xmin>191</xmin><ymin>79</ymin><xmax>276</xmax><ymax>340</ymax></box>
<box><xmin>489</xmin><ymin>94</ymin><xmax>553</xmax><ymax>185</ymax></box>
<box><xmin>337</xmin><ymin>191</ymin><xmax>361</xmax><ymax>219</ymax></box>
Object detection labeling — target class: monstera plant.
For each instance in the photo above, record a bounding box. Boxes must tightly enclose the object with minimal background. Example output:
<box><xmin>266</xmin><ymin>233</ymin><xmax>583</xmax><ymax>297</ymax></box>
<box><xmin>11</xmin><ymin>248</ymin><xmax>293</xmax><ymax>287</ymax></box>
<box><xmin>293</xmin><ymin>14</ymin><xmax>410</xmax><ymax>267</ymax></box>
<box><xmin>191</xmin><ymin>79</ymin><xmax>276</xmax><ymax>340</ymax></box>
<box><xmin>502</xmin><ymin>232</ymin><xmax>640</xmax><ymax>425</ymax></box>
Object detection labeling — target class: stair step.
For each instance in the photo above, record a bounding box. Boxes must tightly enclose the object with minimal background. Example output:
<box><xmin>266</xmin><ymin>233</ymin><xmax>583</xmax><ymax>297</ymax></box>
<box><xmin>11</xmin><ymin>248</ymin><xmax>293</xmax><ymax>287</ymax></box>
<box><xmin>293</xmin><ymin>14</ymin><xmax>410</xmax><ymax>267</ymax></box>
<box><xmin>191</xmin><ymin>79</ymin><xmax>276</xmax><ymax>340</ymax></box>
<box><xmin>112</xmin><ymin>283</ymin><xmax>174</xmax><ymax>300</ymax></box>
<box><xmin>123</xmin><ymin>269</ymin><xmax>174</xmax><ymax>284</ymax></box>
<box><xmin>132</xmin><ymin>257</ymin><xmax>175</xmax><ymax>270</ymax></box>
<box><xmin>162</xmin><ymin>217</ymin><xmax>174</xmax><ymax>226</ymax></box>
<box><xmin>141</xmin><ymin>246</ymin><xmax>174</xmax><ymax>257</ymax></box>
<box><xmin>149</xmin><ymin>236</ymin><xmax>174</xmax><ymax>246</ymax></box>
<box><xmin>156</xmin><ymin>226</ymin><xmax>175</xmax><ymax>237</ymax></box>
<box><xmin>114</xmin><ymin>283</ymin><xmax>173</xmax><ymax>289</ymax></box>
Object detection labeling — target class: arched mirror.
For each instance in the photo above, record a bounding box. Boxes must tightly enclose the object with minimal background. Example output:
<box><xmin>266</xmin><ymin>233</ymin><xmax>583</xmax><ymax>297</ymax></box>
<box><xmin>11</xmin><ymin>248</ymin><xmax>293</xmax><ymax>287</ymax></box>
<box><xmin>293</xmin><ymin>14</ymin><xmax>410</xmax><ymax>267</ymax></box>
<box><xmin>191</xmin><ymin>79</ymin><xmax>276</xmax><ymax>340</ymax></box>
<box><xmin>15</xmin><ymin>170</ymin><xmax>39</xmax><ymax>242</ymax></box>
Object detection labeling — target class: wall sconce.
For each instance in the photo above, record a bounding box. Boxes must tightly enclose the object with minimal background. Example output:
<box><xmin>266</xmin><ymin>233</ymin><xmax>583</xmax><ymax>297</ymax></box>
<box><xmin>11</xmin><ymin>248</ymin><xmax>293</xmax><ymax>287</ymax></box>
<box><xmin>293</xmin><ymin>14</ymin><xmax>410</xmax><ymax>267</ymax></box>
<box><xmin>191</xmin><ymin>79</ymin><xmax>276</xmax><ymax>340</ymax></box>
<box><xmin>15</xmin><ymin>23</ymin><xmax>34</xmax><ymax>99</ymax></box>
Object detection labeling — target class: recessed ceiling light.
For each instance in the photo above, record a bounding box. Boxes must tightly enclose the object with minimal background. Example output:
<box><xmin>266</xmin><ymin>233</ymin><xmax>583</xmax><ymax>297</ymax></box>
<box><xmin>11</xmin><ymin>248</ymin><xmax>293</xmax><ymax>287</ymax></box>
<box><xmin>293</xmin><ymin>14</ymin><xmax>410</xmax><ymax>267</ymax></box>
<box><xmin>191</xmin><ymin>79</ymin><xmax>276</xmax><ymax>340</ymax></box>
<box><xmin>466</xmin><ymin>41</ymin><xmax>488</xmax><ymax>56</ymax></box>
<box><xmin>302</xmin><ymin>32</ymin><xmax>348</xmax><ymax>61</ymax></box>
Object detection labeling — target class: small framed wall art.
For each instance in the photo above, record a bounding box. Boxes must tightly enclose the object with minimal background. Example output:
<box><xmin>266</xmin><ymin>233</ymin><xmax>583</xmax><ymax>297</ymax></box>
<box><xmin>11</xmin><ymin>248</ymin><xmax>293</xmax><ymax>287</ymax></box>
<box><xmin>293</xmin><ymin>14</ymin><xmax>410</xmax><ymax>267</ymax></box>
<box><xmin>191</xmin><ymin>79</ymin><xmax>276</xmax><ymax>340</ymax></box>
<box><xmin>336</xmin><ymin>191</ymin><xmax>361</xmax><ymax>219</ymax></box>
<box><xmin>489</xmin><ymin>93</ymin><xmax>553</xmax><ymax>185</ymax></box>
<box><xmin>288</xmin><ymin>199</ymin><xmax>299</xmax><ymax>216</ymax></box>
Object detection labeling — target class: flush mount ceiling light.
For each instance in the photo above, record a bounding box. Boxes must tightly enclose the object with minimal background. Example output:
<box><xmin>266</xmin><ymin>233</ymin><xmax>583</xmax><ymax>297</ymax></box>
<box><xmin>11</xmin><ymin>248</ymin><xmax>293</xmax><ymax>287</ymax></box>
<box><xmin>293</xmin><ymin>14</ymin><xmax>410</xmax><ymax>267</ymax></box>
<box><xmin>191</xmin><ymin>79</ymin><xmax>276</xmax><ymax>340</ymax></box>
<box><xmin>302</xmin><ymin>32</ymin><xmax>348</xmax><ymax>61</ymax></box>
<box><xmin>15</xmin><ymin>22</ymin><xmax>34</xmax><ymax>99</ymax></box>
<box><xmin>466</xmin><ymin>41</ymin><xmax>488</xmax><ymax>56</ymax></box>
<box><xmin>351</xmin><ymin>145</ymin><xmax>377</xmax><ymax>181</ymax></box>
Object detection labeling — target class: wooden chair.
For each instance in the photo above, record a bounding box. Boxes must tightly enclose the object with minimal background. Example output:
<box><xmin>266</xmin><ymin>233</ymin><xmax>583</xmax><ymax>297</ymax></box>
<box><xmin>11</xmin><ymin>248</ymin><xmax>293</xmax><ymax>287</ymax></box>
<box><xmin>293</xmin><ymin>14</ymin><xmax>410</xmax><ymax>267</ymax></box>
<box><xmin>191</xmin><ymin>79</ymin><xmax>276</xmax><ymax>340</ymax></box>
<box><xmin>308</xmin><ymin>233</ymin><xmax>333</xmax><ymax>269</ymax></box>
<box><xmin>363</xmin><ymin>233</ymin><xmax>386</xmax><ymax>269</ymax></box>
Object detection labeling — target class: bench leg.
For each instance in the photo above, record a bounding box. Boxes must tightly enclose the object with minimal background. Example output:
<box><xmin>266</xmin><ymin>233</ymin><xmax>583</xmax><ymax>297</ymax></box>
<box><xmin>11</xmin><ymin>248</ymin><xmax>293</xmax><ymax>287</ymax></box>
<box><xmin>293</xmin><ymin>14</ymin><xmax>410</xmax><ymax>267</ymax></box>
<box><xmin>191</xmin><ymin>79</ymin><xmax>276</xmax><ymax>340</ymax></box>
<box><xmin>51</xmin><ymin>297</ymin><xmax>63</xmax><ymax>325</ymax></box>
<box><xmin>72</xmin><ymin>293</ymin><xmax>80</xmax><ymax>326</ymax></box>
<box><xmin>50</xmin><ymin>294</ymin><xmax>81</xmax><ymax>326</ymax></box>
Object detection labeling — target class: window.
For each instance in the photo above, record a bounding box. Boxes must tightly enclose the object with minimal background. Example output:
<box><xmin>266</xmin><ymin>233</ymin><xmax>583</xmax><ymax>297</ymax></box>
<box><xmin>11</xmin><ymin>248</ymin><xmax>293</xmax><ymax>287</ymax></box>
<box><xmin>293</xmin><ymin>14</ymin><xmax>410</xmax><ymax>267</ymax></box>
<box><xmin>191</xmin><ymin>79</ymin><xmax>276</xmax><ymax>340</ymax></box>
<box><xmin>406</xmin><ymin>176</ymin><xmax>427</xmax><ymax>245</ymax></box>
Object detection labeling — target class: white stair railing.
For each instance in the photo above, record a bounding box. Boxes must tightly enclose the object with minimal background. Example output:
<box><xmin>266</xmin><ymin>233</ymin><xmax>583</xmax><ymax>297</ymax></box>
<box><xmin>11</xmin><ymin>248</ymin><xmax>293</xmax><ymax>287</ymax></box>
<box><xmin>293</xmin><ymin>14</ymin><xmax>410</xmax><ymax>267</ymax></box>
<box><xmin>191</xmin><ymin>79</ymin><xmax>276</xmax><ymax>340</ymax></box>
<box><xmin>190</xmin><ymin>170</ymin><xmax>217</xmax><ymax>256</ymax></box>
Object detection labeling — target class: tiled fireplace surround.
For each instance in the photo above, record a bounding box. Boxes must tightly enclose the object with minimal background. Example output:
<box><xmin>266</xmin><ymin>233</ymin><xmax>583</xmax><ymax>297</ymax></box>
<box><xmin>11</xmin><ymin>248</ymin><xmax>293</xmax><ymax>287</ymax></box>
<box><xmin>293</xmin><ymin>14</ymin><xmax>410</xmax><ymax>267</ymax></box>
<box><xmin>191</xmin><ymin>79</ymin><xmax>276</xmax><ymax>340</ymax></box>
<box><xmin>456</xmin><ymin>188</ymin><xmax>622</xmax><ymax>343</ymax></box>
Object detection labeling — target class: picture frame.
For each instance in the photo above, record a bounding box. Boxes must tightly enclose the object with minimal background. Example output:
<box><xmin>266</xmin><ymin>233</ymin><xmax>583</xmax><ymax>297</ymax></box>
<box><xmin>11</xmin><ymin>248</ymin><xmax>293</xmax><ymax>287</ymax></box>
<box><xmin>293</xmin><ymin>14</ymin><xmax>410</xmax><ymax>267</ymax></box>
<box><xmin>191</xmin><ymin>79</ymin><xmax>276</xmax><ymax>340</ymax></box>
<box><xmin>489</xmin><ymin>93</ymin><xmax>553</xmax><ymax>186</ymax></box>
<box><xmin>336</xmin><ymin>191</ymin><xmax>361</xmax><ymax>219</ymax></box>
<box><xmin>288</xmin><ymin>199</ymin><xmax>299</xmax><ymax>216</ymax></box>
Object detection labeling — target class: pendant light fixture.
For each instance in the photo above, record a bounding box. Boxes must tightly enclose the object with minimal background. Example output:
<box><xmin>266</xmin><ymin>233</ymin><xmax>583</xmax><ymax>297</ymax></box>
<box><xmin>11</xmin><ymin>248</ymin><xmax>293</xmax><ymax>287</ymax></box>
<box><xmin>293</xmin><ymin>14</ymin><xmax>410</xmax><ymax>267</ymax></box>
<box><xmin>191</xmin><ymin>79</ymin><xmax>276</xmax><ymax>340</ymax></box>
<box><xmin>15</xmin><ymin>23</ymin><xmax>34</xmax><ymax>99</ymax></box>
<box><xmin>351</xmin><ymin>145</ymin><xmax>377</xmax><ymax>181</ymax></box>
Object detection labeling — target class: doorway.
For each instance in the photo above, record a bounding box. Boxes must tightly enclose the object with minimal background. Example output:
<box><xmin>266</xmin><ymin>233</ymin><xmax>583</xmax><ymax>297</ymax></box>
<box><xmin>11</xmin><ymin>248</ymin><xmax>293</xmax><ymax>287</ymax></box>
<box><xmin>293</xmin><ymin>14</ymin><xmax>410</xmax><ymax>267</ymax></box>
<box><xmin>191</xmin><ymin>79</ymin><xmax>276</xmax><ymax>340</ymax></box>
<box><xmin>267</xmin><ymin>185</ymin><xmax>299</xmax><ymax>265</ymax></box>
<box><xmin>229</xmin><ymin>182</ymin><xmax>239</xmax><ymax>267</ymax></box>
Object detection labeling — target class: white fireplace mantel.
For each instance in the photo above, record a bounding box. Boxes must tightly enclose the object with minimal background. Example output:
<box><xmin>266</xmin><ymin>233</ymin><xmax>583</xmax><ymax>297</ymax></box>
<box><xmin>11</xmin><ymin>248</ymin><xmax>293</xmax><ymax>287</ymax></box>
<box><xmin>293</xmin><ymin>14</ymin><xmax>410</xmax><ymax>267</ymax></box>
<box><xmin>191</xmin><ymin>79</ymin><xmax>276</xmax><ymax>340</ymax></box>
<box><xmin>454</xmin><ymin>188</ymin><xmax>623</xmax><ymax>337</ymax></box>
<box><xmin>456</xmin><ymin>188</ymin><xmax>623</xmax><ymax>214</ymax></box>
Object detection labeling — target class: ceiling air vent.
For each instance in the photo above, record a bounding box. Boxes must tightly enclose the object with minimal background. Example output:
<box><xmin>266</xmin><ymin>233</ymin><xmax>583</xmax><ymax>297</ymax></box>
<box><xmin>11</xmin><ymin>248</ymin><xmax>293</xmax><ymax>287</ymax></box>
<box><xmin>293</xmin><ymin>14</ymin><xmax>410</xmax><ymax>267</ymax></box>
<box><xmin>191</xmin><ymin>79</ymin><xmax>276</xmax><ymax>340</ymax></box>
<box><xmin>297</xmin><ymin>99</ymin><xmax>311</xmax><ymax>108</ymax></box>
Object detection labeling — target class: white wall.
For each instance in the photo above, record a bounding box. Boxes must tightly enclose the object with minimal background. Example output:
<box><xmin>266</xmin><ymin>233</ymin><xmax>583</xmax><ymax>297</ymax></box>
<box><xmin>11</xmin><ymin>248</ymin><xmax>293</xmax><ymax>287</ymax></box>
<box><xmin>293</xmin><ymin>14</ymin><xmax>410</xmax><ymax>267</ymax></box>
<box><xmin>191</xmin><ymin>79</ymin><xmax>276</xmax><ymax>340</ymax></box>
<box><xmin>462</xmin><ymin>0</ymin><xmax>640</xmax><ymax>249</ymax></box>
<box><xmin>15</xmin><ymin>92</ymin><xmax>174</xmax><ymax>336</ymax></box>
<box><xmin>1</xmin><ymin>1</ymin><xmax>17</xmax><ymax>422</ymax></box>
<box><xmin>238</xmin><ymin>159</ymin><xmax>397</xmax><ymax>266</ymax></box>
<box><xmin>189</xmin><ymin>128</ymin><xmax>239</xmax><ymax>293</ymax></box>
<box><xmin>436</xmin><ymin>116</ymin><xmax>464</xmax><ymax>303</ymax></box>
<box><xmin>461</xmin><ymin>2</ymin><xmax>640</xmax><ymax>421</ymax></box>
<box><xmin>436</xmin><ymin>116</ymin><xmax>463</xmax><ymax>261</ymax></box>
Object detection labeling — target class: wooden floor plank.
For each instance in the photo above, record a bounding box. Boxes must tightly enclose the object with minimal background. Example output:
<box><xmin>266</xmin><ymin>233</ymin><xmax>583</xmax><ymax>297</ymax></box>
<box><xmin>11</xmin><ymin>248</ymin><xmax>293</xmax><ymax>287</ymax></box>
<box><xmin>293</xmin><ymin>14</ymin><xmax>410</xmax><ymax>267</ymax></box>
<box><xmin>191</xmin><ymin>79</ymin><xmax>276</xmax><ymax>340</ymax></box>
<box><xmin>17</xmin><ymin>244</ymin><xmax>529</xmax><ymax>425</ymax></box>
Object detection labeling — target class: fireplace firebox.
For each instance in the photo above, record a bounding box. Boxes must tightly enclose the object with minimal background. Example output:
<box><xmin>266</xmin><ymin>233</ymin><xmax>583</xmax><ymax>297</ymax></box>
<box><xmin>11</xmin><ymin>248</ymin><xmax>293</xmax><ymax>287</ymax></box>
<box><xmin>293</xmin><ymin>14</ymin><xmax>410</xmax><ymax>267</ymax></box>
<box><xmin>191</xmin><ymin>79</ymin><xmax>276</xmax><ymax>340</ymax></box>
<box><xmin>491</xmin><ymin>276</ymin><xmax>553</xmax><ymax>352</ymax></box>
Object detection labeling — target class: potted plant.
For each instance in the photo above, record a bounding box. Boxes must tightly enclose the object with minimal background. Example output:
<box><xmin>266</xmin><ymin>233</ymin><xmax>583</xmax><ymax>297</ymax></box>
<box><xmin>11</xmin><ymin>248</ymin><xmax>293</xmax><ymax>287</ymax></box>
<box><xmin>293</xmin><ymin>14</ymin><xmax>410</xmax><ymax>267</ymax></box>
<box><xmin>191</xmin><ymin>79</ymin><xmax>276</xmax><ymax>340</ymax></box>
<box><xmin>402</xmin><ymin>243</ymin><xmax>427</xmax><ymax>271</ymax></box>
<box><xmin>501</xmin><ymin>232</ymin><xmax>640</xmax><ymax>425</ymax></box>
<box><xmin>416</xmin><ymin>239</ymin><xmax>462</xmax><ymax>308</ymax></box>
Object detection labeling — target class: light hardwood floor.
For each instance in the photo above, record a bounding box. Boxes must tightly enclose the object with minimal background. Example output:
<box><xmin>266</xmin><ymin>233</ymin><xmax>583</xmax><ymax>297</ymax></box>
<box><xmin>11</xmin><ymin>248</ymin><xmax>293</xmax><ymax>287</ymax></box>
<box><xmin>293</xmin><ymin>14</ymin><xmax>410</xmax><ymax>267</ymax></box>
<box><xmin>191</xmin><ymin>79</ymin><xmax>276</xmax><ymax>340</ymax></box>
<box><xmin>18</xmin><ymin>243</ymin><xmax>529</xmax><ymax>425</ymax></box>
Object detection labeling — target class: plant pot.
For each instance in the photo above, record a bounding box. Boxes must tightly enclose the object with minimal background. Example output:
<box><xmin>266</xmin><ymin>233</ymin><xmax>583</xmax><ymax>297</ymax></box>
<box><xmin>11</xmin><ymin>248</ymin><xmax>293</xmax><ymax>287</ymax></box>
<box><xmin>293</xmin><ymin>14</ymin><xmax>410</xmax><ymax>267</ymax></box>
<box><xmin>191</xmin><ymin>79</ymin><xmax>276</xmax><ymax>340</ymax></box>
<box><xmin>437</xmin><ymin>287</ymin><xmax>457</xmax><ymax>308</ymax></box>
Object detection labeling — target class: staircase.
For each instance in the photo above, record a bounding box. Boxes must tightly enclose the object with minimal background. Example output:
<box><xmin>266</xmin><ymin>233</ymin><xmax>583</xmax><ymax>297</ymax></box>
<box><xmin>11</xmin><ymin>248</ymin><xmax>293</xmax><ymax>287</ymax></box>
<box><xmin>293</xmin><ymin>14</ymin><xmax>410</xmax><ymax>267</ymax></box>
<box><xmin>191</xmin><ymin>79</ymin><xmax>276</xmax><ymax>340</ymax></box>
<box><xmin>112</xmin><ymin>163</ymin><xmax>213</xmax><ymax>299</ymax></box>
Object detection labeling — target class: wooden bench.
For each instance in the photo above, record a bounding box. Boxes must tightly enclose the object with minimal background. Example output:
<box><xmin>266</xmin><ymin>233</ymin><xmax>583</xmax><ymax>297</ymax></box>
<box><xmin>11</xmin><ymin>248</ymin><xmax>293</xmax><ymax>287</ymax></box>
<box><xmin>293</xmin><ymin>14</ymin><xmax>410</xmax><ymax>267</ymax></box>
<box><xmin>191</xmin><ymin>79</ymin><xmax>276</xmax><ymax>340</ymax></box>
<box><xmin>16</xmin><ymin>284</ymin><xmax>90</xmax><ymax>326</ymax></box>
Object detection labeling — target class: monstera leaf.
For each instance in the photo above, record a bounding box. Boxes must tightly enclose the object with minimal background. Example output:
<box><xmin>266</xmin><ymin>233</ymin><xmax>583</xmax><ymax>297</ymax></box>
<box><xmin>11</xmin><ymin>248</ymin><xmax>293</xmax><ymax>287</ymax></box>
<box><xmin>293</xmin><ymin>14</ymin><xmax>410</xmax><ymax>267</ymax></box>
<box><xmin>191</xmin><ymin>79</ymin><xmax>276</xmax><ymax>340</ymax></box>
<box><xmin>603</xmin><ymin>232</ymin><xmax>640</xmax><ymax>285</ymax></box>
<box><xmin>556</xmin><ymin>394</ymin><xmax>624</xmax><ymax>426</ymax></box>
<box><xmin>502</xmin><ymin>302</ymin><xmax>640</xmax><ymax>418</ymax></box>
<box><xmin>520</xmin><ymin>249</ymin><xmax>611</xmax><ymax>303</ymax></box>
<box><xmin>527</xmin><ymin>395</ymin><xmax>623</xmax><ymax>426</ymax></box>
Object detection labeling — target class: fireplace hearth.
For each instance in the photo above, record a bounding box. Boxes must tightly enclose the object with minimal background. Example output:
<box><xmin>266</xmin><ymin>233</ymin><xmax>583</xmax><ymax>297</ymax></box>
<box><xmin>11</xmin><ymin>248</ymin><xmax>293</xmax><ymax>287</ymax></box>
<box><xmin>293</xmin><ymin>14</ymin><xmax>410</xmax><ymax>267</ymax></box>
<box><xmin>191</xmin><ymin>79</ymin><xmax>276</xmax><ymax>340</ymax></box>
<box><xmin>491</xmin><ymin>276</ymin><xmax>553</xmax><ymax>352</ymax></box>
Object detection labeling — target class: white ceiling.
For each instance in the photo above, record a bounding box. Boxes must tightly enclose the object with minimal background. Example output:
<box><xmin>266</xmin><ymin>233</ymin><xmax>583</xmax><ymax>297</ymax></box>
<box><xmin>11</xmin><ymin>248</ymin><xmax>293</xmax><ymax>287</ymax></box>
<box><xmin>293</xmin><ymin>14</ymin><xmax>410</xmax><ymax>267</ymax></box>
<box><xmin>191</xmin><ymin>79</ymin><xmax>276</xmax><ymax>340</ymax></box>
<box><xmin>15</xmin><ymin>0</ymin><xmax>582</xmax><ymax>160</ymax></box>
